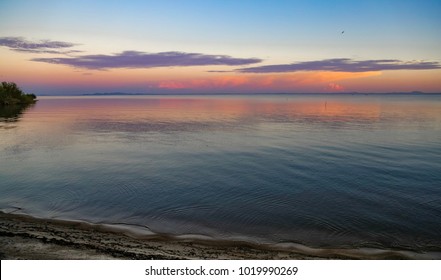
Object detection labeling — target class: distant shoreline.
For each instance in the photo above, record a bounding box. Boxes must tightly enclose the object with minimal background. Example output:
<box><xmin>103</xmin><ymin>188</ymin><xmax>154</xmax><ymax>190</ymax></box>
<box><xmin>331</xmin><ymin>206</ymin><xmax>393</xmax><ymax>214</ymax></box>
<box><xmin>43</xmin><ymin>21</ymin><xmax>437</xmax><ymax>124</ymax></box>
<box><xmin>1</xmin><ymin>211</ymin><xmax>438</xmax><ymax>260</ymax></box>
<box><xmin>84</xmin><ymin>92</ymin><xmax>441</xmax><ymax>96</ymax></box>
<box><xmin>32</xmin><ymin>92</ymin><xmax>441</xmax><ymax>97</ymax></box>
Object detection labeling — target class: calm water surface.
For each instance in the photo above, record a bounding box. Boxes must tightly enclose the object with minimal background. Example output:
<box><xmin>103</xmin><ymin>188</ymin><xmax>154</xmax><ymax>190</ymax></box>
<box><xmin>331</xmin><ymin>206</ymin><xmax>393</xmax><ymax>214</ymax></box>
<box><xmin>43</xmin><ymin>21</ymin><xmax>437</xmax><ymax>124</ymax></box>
<box><xmin>1</xmin><ymin>95</ymin><xmax>441</xmax><ymax>251</ymax></box>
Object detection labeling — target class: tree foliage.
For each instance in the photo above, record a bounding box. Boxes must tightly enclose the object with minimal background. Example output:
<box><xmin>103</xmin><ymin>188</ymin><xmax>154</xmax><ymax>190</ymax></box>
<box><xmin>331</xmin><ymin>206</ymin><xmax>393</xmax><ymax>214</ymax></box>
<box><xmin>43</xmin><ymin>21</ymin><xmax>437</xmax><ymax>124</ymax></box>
<box><xmin>0</xmin><ymin>82</ymin><xmax>37</xmax><ymax>105</ymax></box>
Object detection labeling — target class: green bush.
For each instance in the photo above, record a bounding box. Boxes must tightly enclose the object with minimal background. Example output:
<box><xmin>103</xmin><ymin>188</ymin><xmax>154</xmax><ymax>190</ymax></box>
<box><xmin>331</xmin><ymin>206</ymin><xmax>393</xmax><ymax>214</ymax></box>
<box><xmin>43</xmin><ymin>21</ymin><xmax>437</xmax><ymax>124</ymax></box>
<box><xmin>0</xmin><ymin>82</ymin><xmax>37</xmax><ymax>106</ymax></box>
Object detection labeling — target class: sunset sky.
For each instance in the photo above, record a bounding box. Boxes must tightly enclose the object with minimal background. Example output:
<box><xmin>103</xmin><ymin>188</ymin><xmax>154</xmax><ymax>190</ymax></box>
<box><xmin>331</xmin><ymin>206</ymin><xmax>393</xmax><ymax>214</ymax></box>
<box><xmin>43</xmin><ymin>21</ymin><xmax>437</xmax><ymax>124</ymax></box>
<box><xmin>1</xmin><ymin>0</ymin><xmax>440</xmax><ymax>95</ymax></box>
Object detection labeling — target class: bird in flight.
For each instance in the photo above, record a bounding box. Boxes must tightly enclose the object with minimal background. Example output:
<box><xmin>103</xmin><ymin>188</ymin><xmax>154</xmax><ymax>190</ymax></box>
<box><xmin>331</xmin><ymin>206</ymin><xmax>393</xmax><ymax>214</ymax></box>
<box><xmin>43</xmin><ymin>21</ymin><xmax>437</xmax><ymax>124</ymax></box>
<box><xmin>341</xmin><ymin>30</ymin><xmax>345</xmax><ymax>34</ymax></box>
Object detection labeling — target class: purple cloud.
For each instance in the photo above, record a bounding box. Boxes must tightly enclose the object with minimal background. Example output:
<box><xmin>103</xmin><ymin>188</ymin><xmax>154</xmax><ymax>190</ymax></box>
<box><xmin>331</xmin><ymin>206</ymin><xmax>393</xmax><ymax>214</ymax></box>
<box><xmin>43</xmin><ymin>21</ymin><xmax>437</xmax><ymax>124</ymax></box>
<box><xmin>237</xmin><ymin>58</ymin><xmax>441</xmax><ymax>73</ymax></box>
<box><xmin>32</xmin><ymin>51</ymin><xmax>262</xmax><ymax>69</ymax></box>
<box><xmin>0</xmin><ymin>36</ymin><xmax>79</xmax><ymax>54</ymax></box>
<box><xmin>206</xmin><ymin>70</ymin><xmax>234</xmax><ymax>73</ymax></box>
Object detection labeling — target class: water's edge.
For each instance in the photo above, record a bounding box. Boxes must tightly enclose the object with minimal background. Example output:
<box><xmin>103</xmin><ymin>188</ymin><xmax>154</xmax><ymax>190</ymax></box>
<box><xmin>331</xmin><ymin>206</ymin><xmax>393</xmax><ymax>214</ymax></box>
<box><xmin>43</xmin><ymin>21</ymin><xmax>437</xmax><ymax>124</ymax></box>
<box><xmin>2</xmin><ymin>210</ymin><xmax>440</xmax><ymax>260</ymax></box>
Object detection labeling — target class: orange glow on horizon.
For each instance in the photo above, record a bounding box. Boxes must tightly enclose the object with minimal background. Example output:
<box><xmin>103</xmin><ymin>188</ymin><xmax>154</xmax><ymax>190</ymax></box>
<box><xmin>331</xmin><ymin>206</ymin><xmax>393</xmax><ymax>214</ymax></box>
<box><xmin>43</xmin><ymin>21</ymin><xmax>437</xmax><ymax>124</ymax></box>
<box><xmin>157</xmin><ymin>71</ymin><xmax>381</xmax><ymax>92</ymax></box>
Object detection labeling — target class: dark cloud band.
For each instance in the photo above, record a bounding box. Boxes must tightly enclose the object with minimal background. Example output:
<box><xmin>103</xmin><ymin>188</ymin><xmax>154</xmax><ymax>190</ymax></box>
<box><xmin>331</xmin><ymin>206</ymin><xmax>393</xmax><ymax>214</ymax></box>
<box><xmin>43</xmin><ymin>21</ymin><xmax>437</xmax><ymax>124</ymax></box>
<box><xmin>32</xmin><ymin>51</ymin><xmax>262</xmax><ymax>69</ymax></box>
<box><xmin>0</xmin><ymin>36</ymin><xmax>78</xmax><ymax>54</ymax></box>
<box><xmin>3</xmin><ymin>37</ymin><xmax>439</xmax><ymax>73</ymax></box>
<box><xmin>237</xmin><ymin>58</ymin><xmax>441</xmax><ymax>73</ymax></box>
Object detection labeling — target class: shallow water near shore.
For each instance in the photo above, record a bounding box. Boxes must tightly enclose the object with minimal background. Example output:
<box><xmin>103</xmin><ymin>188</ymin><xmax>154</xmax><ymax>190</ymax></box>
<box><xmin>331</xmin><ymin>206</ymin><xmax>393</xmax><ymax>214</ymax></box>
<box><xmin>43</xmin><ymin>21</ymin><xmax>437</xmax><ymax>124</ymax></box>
<box><xmin>1</xmin><ymin>94</ymin><xmax>441</xmax><ymax>254</ymax></box>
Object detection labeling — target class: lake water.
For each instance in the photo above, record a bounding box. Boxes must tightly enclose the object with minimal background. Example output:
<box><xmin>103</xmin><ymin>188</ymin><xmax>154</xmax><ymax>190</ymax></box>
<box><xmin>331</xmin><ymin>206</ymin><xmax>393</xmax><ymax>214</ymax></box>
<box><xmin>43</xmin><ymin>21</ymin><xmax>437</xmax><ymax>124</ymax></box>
<box><xmin>1</xmin><ymin>94</ymin><xmax>441</xmax><ymax>253</ymax></box>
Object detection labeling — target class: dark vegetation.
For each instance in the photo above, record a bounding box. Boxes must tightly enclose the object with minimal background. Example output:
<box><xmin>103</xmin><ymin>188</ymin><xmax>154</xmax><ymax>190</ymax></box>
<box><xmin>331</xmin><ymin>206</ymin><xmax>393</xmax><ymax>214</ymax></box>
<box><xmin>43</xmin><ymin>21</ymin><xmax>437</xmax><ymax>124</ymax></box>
<box><xmin>0</xmin><ymin>82</ymin><xmax>37</xmax><ymax>106</ymax></box>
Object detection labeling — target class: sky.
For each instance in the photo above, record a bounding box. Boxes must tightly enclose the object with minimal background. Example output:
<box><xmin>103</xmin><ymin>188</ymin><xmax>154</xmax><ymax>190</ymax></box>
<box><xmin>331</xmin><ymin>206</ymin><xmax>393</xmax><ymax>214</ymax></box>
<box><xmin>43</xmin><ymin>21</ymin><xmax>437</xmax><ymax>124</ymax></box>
<box><xmin>0</xmin><ymin>0</ymin><xmax>440</xmax><ymax>95</ymax></box>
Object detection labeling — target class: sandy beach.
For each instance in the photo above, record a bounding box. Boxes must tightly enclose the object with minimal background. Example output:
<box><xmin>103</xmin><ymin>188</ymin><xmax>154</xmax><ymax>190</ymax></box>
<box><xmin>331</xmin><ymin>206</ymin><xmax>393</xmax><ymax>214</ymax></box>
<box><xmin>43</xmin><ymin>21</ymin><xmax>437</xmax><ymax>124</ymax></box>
<box><xmin>2</xmin><ymin>211</ymin><xmax>438</xmax><ymax>260</ymax></box>
<box><xmin>0</xmin><ymin>211</ymin><xmax>319</xmax><ymax>260</ymax></box>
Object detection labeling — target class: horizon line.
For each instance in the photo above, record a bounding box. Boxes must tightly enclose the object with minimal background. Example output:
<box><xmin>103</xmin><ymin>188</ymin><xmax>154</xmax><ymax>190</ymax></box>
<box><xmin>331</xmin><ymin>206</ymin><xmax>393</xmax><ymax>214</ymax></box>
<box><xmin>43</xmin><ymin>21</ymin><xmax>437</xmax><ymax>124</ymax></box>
<box><xmin>36</xmin><ymin>91</ymin><xmax>441</xmax><ymax>96</ymax></box>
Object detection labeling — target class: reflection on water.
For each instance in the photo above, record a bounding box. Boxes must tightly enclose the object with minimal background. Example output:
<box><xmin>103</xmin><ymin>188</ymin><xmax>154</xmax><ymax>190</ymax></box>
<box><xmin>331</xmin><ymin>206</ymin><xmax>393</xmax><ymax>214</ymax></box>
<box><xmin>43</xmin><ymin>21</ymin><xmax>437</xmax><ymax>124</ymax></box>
<box><xmin>0</xmin><ymin>104</ymin><xmax>34</xmax><ymax>128</ymax></box>
<box><xmin>1</xmin><ymin>95</ymin><xmax>441</xmax><ymax>252</ymax></box>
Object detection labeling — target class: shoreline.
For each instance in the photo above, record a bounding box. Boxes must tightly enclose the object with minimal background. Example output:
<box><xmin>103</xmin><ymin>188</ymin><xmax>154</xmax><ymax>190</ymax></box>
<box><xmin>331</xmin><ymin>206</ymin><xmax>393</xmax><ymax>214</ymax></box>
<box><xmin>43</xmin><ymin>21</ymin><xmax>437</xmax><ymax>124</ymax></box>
<box><xmin>1</xmin><ymin>212</ymin><xmax>439</xmax><ymax>260</ymax></box>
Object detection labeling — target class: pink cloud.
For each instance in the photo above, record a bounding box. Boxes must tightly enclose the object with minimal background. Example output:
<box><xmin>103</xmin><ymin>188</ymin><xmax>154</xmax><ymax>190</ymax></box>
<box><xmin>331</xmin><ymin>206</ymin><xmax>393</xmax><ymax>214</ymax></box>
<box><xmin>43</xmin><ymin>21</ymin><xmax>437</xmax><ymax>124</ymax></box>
<box><xmin>156</xmin><ymin>71</ymin><xmax>378</xmax><ymax>92</ymax></box>
<box><xmin>326</xmin><ymin>83</ymin><xmax>344</xmax><ymax>91</ymax></box>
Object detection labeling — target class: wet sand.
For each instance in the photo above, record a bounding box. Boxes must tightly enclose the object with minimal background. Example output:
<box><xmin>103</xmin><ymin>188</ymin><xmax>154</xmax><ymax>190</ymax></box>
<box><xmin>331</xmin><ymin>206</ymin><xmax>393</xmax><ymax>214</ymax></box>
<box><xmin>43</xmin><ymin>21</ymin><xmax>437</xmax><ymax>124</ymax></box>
<box><xmin>1</xmin><ymin>212</ymin><xmax>438</xmax><ymax>260</ymax></box>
